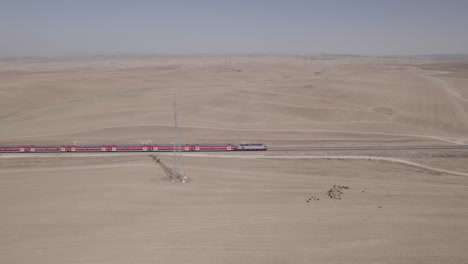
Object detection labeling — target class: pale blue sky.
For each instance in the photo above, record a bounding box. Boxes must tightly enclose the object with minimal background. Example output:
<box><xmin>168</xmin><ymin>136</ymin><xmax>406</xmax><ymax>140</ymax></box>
<box><xmin>1</xmin><ymin>0</ymin><xmax>468</xmax><ymax>57</ymax></box>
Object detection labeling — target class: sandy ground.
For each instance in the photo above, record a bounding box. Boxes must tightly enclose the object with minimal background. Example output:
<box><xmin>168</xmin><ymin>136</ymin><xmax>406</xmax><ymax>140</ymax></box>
<box><xmin>1</xmin><ymin>56</ymin><xmax>468</xmax><ymax>263</ymax></box>
<box><xmin>1</xmin><ymin>56</ymin><xmax>468</xmax><ymax>145</ymax></box>
<box><xmin>1</xmin><ymin>152</ymin><xmax>468</xmax><ymax>263</ymax></box>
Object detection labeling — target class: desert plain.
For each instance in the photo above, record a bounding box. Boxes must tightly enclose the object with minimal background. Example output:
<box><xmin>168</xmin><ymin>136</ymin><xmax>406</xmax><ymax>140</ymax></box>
<box><xmin>1</xmin><ymin>56</ymin><xmax>468</xmax><ymax>263</ymax></box>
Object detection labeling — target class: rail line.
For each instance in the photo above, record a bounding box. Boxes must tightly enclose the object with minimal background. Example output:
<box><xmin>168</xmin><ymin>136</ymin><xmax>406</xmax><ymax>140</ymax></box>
<box><xmin>1</xmin><ymin>144</ymin><xmax>468</xmax><ymax>154</ymax></box>
<box><xmin>268</xmin><ymin>145</ymin><xmax>468</xmax><ymax>152</ymax></box>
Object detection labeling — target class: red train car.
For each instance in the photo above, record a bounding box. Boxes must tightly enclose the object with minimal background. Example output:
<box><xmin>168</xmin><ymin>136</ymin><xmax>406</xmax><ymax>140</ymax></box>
<box><xmin>59</xmin><ymin>146</ymin><xmax>77</xmax><ymax>152</ymax></box>
<box><xmin>31</xmin><ymin>146</ymin><xmax>60</xmax><ymax>152</ymax></box>
<box><xmin>150</xmin><ymin>144</ymin><xmax>174</xmax><ymax>151</ymax></box>
<box><xmin>0</xmin><ymin>145</ymin><xmax>25</xmax><ymax>152</ymax></box>
<box><xmin>112</xmin><ymin>145</ymin><xmax>145</xmax><ymax>152</ymax></box>
<box><xmin>195</xmin><ymin>144</ymin><xmax>235</xmax><ymax>151</ymax></box>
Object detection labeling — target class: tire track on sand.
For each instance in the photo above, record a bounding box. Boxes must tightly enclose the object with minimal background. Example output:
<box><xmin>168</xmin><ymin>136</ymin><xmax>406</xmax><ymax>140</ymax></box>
<box><xmin>1</xmin><ymin>154</ymin><xmax>466</xmax><ymax>190</ymax></box>
<box><xmin>182</xmin><ymin>153</ymin><xmax>468</xmax><ymax>178</ymax></box>
<box><xmin>420</xmin><ymin>73</ymin><xmax>468</xmax><ymax>126</ymax></box>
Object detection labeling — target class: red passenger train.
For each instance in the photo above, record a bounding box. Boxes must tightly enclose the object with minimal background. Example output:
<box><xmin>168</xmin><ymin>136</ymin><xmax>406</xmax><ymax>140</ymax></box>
<box><xmin>0</xmin><ymin>143</ymin><xmax>267</xmax><ymax>153</ymax></box>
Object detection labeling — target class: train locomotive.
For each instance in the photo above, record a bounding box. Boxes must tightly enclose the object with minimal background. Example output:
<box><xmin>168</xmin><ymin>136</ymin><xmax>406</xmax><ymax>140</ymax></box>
<box><xmin>0</xmin><ymin>143</ymin><xmax>267</xmax><ymax>153</ymax></box>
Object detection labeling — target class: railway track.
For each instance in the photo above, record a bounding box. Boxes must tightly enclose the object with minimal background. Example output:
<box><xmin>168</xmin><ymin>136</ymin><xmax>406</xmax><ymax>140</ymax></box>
<box><xmin>1</xmin><ymin>144</ymin><xmax>468</xmax><ymax>154</ymax></box>
<box><xmin>269</xmin><ymin>145</ymin><xmax>468</xmax><ymax>152</ymax></box>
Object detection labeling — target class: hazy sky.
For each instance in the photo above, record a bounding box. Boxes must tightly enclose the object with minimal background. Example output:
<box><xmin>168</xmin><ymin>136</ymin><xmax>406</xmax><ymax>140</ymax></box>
<box><xmin>1</xmin><ymin>0</ymin><xmax>468</xmax><ymax>57</ymax></box>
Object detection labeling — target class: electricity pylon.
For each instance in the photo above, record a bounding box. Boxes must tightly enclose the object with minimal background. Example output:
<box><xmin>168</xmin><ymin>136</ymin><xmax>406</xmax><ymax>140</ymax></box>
<box><xmin>172</xmin><ymin>94</ymin><xmax>186</xmax><ymax>183</ymax></box>
<box><xmin>149</xmin><ymin>94</ymin><xmax>186</xmax><ymax>183</ymax></box>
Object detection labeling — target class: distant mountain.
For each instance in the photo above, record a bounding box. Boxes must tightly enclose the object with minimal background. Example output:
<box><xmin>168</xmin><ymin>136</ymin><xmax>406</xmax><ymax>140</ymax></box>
<box><xmin>318</xmin><ymin>53</ymin><xmax>367</xmax><ymax>58</ymax></box>
<box><xmin>415</xmin><ymin>54</ymin><xmax>468</xmax><ymax>60</ymax></box>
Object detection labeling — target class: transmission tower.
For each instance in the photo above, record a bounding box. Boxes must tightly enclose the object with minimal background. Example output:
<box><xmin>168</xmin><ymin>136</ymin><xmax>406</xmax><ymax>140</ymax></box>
<box><xmin>172</xmin><ymin>94</ymin><xmax>186</xmax><ymax>183</ymax></box>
